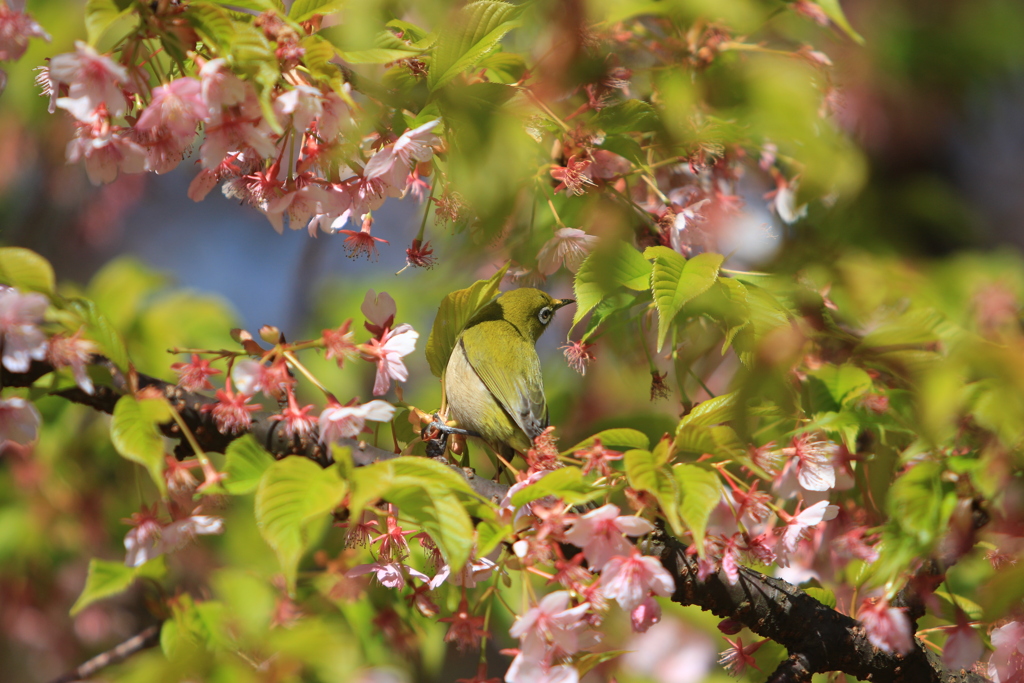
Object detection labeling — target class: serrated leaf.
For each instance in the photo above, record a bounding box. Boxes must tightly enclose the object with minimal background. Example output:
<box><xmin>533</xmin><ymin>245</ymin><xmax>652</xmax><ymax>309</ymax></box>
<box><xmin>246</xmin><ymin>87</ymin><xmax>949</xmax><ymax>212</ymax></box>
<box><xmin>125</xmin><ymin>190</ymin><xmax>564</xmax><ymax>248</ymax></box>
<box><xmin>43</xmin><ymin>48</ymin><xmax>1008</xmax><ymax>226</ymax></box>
<box><xmin>0</xmin><ymin>247</ymin><xmax>55</xmax><ymax>294</ymax></box>
<box><xmin>255</xmin><ymin>458</ymin><xmax>347</xmax><ymax>592</ymax></box>
<box><xmin>186</xmin><ymin>2</ymin><xmax>235</xmax><ymax>53</ymax></box>
<box><xmin>581</xmin><ymin>290</ymin><xmax>641</xmax><ymax>343</ymax></box>
<box><xmin>674</xmin><ymin>423</ymin><xmax>744</xmax><ymax>460</ymax></box>
<box><xmin>288</xmin><ymin>0</ymin><xmax>344</xmax><ymax>22</ymax></box>
<box><xmin>887</xmin><ymin>460</ymin><xmax>955</xmax><ymax>549</ymax></box>
<box><xmin>428</xmin><ymin>1</ymin><xmax>524</xmax><ymax>90</ymax></box>
<box><xmin>680</xmin><ymin>392</ymin><xmax>740</xmax><ymax>428</ymax></box>
<box><xmin>223</xmin><ymin>435</ymin><xmax>276</xmax><ymax>495</ymax></box>
<box><xmin>594</xmin><ymin>99</ymin><xmax>659</xmax><ymax>134</ymax></box>
<box><xmin>301</xmin><ymin>35</ymin><xmax>340</xmax><ymax>82</ymax></box>
<box><xmin>71</xmin><ymin>557</ymin><xmax>165</xmax><ymax>615</ymax></box>
<box><xmin>337</xmin><ymin>47</ymin><xmax>422</xmax><ymax>64</ymax></box>
<box><xmin>564</xmin><ymin>428</ymin><xmax>650</xmax><ymax>454</ymax></box>
<box><xmin>85</xmin><ymin>0</ymin><xmax>136</xmax><ymax>50</ymax></box>
<box><xmin>110</xmin><ymin>396</ymin><xmax>169</xmax><ymax>495</ymax></box>
<box><xmin>426</xmin><ymin>262</ymin><xmax>510</xmax><ymax>378</ymax></box>
<box><xmin>674</xmin><ymin>464</ymin><xmax>721</xmax><ymax>551</ymax></box>
<box><xmin>624</xmin><ymin>449</ymin><xmax>682</xmax><ymax>534</ymax></box>
<box><xmin>646</xmin><ymin>247</ymin><xmax>724</xmax><ymax>350</ymax></box>
<box><xmin>573</xmin><ymin>242</ymin><xmax>652</xmax><ymax>326</ymax></box>
<box><xmin>510</xmin><ymin>467</ymin><xmax>602</xmax><ymax>507</ymax></box>
<box><xmin>811</xmin><ymin>364</ymin><xmax>872</xmax><ymax>406</ymax></box>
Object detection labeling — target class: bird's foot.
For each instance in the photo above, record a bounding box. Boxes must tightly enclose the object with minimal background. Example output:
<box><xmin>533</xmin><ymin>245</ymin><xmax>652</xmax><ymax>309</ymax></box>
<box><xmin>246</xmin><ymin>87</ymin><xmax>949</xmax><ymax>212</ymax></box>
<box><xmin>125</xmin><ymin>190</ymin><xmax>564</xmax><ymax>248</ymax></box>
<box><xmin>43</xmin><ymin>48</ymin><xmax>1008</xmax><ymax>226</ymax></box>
<box><xmin>422</xmin><ymin>414</ymin><xmax>478</xmax><ymax>457</ymax></box>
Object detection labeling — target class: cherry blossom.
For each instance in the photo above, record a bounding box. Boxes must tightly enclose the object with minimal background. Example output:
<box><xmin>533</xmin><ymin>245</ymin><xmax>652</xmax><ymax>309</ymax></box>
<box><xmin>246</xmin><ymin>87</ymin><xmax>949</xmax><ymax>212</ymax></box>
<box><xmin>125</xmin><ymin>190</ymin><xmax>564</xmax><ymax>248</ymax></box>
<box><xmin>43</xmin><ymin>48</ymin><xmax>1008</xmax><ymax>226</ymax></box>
<box><xmin>509</xmin><ymin>590</ymin><xmax>591</xmax><ymax>657</ymax></box>
<box><xmin>857</xmin><ymin>597</ymin><xmax>913</xmax><ymax>655</ymax></box>
<box><xmin>339</xmin><ymin>213</ymin><xmax>389</xmax><ymax>260</ymax></box>
<box><xmin>199</xmin><ymin>90</ymin><xmax>276</xmax><ymax>169</ymax></box>
<box><xmin>49</xmin><ymin>41</ymin><xmax>129</xmax><ymax>122</ymax></box>
<box><xmin>440</xmin><ymin>598</ymin><xmax>489</xmax><ymax>652</ymax></box>
<box><xmin>364</xmin><ymin>120</ymin><xmax>441</xmax><ymax>189</ymax></box>
<box><xmin>561</xmin><ymin>340</ymin><xmax>595</xmax><ymax>375</ymax></box>
<box><xmin>346</xmin><ymin>561</ymin><xmax>406</xmax><ymax>590</ymax></box>
<box><xmin>316</xmin><ymin>86</ymin><xmax>353</xmax><ymax>141</ymax></box>
<box><xmin>0</xmin><ymin>396</ymin><xmax>41</xmax><ymax>446</ymax></box>
<box><xmin>630</xmin><ymin>596</ymin><xmax>662</xmax><ymax>633</ymax></box>
<box><xmin>202</xmin><ymin>380</ymin><xmax>259</xmax><ymax>435</ymax></box>
<box><xmin>135</xmin><ymin>77</ymin><xmax>207</xmax><ymax>139</ymax></box>
<box><xmin>197</xmin><ymin>58</ymin><xmax>246</xmax><ymax>112</ymax></box>
<box><xmin>65</xmin><ymin>122</ymin><xmax>146</xmax><ymax>185</ymax></box>
<box><xmin>943</xmin><ymin>612</ymin><xmax>983</xmax><ymax>672</ymax></box>
<box><xmin>269</xmin><ymin>388</ymin><xmax>317</xmax><ymax>439</ymax></box>
<box><xmin>563</xmin><ymin>504</ymin><xmax>654</xmax><ymax>570</ymax></box>
<box><xmin>988</xmin><ymin>620</ymin><xmax>1024</xmax><ymax>683</ymax></box>
<box><xmin>361</xmin><ymin>289</ymin><xmax>396</xmax><ymax>337</ymax></box>
<box><xmin>718</xmin><ymin>635</ymin><xmax>764</xmax><ymax>676</ymax></box>
<box><xmin>274</xmin><ymin>84</ymin><xmax>323</xmax><ymax>135</ymax></box>
<box><xmin>319</xmin><ymin>398</ymin><xmax>396</xmax><ymax>443</ymax></box>
<box><xmin>0</xmin><ymin>2</ymin><xmax>49</xmax><ymax>62</ymax></box>
<box><xmin>171</xmin><ymin>353</ymin><xmax>221</xmax><ymax>391</ymax></box>
<box><xmin>575</xmin><ymin>439</ymin><xmax>623</xmax><ymax>478</ymax></box>
<box><xmin>264</xmin><ymin>181</ymin><xmax>331</xmax><ymax>234</ymax></box>
<box><xmin>360</xmin><ymin>323</ymin><xmax>418</xmax><ymax>396</ymax></box>
<box><xmin>779</xmin><ymin>500</ymin><xmax>838</xmax><ymax>562</ymax></box>
<box><xmin>0</xmin><ymin>287</ymin><xmax>48</xmax><ymax>372</ymax></box>
<box><xmin>47</xmin><ymin>328</ymin><xmax>97</xmax><ymax>394</ymax></box>
<box><xmin>323</xmin><ymin>319</ymin><xmax>358</xmax><ymax>367</ymax></box>
<box><xmin>123</xmin><ymin>506</ymin><xmax>224</xmax><ymax>567</ymax></box>
<box><xmin>537</xmin><ymin>228</ymin><xmax>597</xmax><ymax>275</ymax></box>
<box><xmin>601</xmin><ymin>549</ymin><xmax>675</xmax><ymax>611</ymax></box>
<box><xmin>550</xmin><ymin>155</ymin><xmax>595</xmax><ymax>196</ymax></box>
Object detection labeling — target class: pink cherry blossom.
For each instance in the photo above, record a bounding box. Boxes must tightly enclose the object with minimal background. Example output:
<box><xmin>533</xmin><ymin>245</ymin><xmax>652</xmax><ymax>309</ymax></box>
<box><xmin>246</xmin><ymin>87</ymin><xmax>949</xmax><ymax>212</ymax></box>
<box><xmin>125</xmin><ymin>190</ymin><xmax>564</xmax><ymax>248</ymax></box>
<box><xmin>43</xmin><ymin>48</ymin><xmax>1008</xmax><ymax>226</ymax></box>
<box><xmin>199</xmin><ymin>91</ymin><xmax>277</xmax><ymax>169</ymax></box>
<box><xmin>563</xmin><ymin>504</ymin><xmax>655</xmax><ymax>570</ymax></box>
<box><xmin>269</xmin><ymin>389</ymin><xmax>317</xmax><ymax>439</ymax></box>
<box><xmin>65</xmin><ymin>123</ymin><xmax>146</xmax><ymax>185</ymax></box>
<box><xmin>364</xmin><ymin>120</ymin><xmax>441</xmax><ymax>189</ymax></box>
<box><xmin>47</xmin><ymin>328</ymin><xmax>97</xmax><ymax>395</ymax></box>
<box><xmin>361</xmin><ymin>289</ymin><xmax>396</xmax><ymax>336</ymax></box>
<box><xmin>0</xmin><ymin>396</ymin><xmax>41</xmax><ymax>446</ymax></box>
<box><xmin>264</xmin><ymin>181</ymin><xmax>331</xmax><ymax>234</ymax></box>
<box><xmin>274</xmin><ymin>84</ymin><xmax>323</xmax><ymax>135</ymax></box>
<box><xmin>630</xmin><ymin>596</ymin><xmax>662</xmax><ymax>633</ymax></box>
<box><xmin>509</xmin><ymin>590</ymin><xmax>590</xmax><ymax>656</ymax></box>
<box><xmin>858</xmin><ymin>597</ymin><xmax>913</xmax><ymax>655</ymax></box>
<box><xmin>550</xmin><ymin>155</ymin><xmax>595</xmax><ymax>196</ymax></box>
<box><xmin>361</xmin><ymin>323</ymin><xmax>418</xmax><ymax>396</ymax></box>
<box><xmin>49</xmin><ymin>41</ymin><xmax>129</xmax><ymax>122</ymax></box>
<box><xmin>135</xmin><ymin>77</ymin><xmax>207</xmax><ymax>139</ymax></box>
<box><xmin>346</xmin><ymin>561</ymin><xmax>405</xmax><ymax>590</ymax></box>
<box><xmin>988</xmin><ymin>620</ymin><xmax>1024</xmax><ymax>683</ymax></box>
<box><xmin>561</xmin><ymin>340</ymin><xmax>596</xmax><ymax>376</ymax></box>
<box><xmin>338</xmin><ymin>213</ymin><xmax>389</xmax><ymax>259</ymax></box>
<box><xmin>718</xmin><ymin>635</ymin><xmax>764</xmax><ymax>676</ymax></box>
<box><xmin>779</xmin><ymin>500</ymin><xmax>838</xmax><ymax>562</ymax></box>
<box><xmin>316</xmin><ymin>86</ymin><xmax>353</xmax><ymax>141</ymax></box>
<box><xmin>601</xmin><ymin>549</ymin><xmax>675</xmax><ymax>611</ymax></box>
<box><xmin>319</xmin><ymin>399</ymin><xmax>395</xmax><ymax>442</ymax></box>
<box><xmin>943</xmin><ymin>613</ymin><xmax>983</xmax><ymax>672</ymax></box>
<box><xmin>202</xmin><ymin>380</ymin><xmax>259</xmax><ymax>435</ymax></box>
<box><xmin>537</xmin><ymin>228</ymin><xmax>597</xmax><ymax>276</ymax></box>
<box><xmin>0</xmin><ymin>2</ymin><xmax>50</xmax><ymax>62</ymax></box>
<box><xmin>198</xmin><ymin>58</ymin><xmax>246</xmax><ymax>112</ymax></box>
<box><xmin>0</xmin><ymin>287</ymin><xmax>48</xmax><ymax>372</ymax></box>
<box><xmin>124</xmin><ymin>507</ymin><xmax>224</xmax><ymax>567</ymax></box>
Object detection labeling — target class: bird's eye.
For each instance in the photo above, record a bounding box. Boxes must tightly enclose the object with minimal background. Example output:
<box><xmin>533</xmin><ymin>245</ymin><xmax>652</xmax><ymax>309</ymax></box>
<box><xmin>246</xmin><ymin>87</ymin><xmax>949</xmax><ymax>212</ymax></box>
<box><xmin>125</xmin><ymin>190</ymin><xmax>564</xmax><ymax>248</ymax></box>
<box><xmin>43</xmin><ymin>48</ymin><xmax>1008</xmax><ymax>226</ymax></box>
<box><xmin>538</xmin><ymin>306</ymin><xmax>553</xmax><ymax>324</ymax></box>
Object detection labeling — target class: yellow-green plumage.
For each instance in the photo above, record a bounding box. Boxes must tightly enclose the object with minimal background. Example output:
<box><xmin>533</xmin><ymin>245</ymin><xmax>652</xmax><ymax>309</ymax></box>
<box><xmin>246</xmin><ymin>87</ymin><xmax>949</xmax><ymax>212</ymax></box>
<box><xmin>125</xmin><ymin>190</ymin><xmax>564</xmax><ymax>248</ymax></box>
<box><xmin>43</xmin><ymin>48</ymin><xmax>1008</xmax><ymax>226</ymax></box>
<box><xmin>443</xmin><ymin>288</ymin><xmax>574</xmax><ymax>460</ymax></box>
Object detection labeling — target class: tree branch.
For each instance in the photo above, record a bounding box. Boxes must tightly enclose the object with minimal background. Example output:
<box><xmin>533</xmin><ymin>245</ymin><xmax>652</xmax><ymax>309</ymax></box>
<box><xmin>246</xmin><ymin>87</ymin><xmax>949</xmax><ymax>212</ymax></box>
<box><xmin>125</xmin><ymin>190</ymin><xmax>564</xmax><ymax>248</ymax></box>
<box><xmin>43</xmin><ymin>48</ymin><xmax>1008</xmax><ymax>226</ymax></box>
<box><xmin>48</xmin><ymin>624</ymin><xmax>161</xmax><ymax>683</ymax></box>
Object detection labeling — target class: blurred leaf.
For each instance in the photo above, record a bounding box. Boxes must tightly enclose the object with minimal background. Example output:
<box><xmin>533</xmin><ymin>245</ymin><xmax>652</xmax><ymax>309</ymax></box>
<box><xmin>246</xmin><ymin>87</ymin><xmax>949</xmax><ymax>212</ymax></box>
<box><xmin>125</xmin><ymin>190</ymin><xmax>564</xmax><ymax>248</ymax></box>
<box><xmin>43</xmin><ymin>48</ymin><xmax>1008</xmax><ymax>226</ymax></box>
<box><xmin>223</xmin><ymin>435</ymin><xmax>276</xmax><ymax>495</ymax></box>
<box><xmin>674</xmin><ymin>464</ymin><xmax>720</xmax><ymax>551</ymax></box>
<box><xmin>887</xmin><ymin>460</ymin><xmax>955</xmax><ymax>549</ymax></box>
<box><xmin>289</xmin><ymin>0</ymin><xmax>344</xmax><ymax>22</ymax></box>
<box><xmin>255</xmin><ymin>458</ymin><xmax>347</xmax><ymax>592</ymax></box>
<box><xmin>674</xmin><ymin>423</ymin><xmax>744</xmax><ymax>460</ymax></box>
<box><xmin>573</xmin><ymin>242</ymin><xmax>652</xmax><ymax>326</ymax></box>
<box><xmin>428</xmin><ymin>1</ymin><xmax>524</xmax><ymax>91</ymax></box>
<box><xmin>70</xmin><ymin>557</ymin><xmax>165</xmax><ymax>616</ymax></box>
<box><xmin>186</xmin><ymin>2</ymin><xmax>235</xmax><ymax>53</ymax></box>
<box><xmin>426</xmin><ymin>262</ymin><xmax>509</xmax><ymax>378</ymax></box>
<box><xmin>85</xmin><ymin>0</ymin><xmax>137</xmax><ymax>50</ymax></box>
<box><xmin>814</xmin><ymin>0</ymin><xmax>865</xmax><ymax>45</ymax></box>
<box><xmin>624</xmin><ymin>449</ymin><xmax>682</xmax><ymax>534</ymax></box>
<box><xmin>804</xmin><ymin>586</ymin><xmax>837</xmax><ymax>609</ymax></box>
<box><xmin>110</xmin><ymin>396</ymin><xmax>171</xmax><ymax>495</ymax></box>
<box><xmin>594</xmin><ymin>99</ymin><xmax>659</xmax><ymax>134</ymax></box>
<box><xmin>86</xmin><ymin>257</ymin><xmax>167</xmax><ymax>330</ymax></box>
<box><xmin>334</xmin><ymin>29</ymin><xmax>425</xmax><ymax>64</ymax></box>
<box><xmin>476</xmin><ymin>519</ymin><xmax>511</xmax><ymax>558</ymax></box>
<box><xmin>564</xmin><ymin>428</ymin><xmax>650</xmax><ymax>454</ymax></box>
<box><xmin>646</xmin><ymin>247</ymin><xmax>723</xmax><ymax>350</ymax></box>
<box><xmin>65</xmin><ymin>298</ymin><xmax>131</xmax><ymax>372</ymax></box>
<box><xmin>301</xmin><ymin>35</ymin><xmax>342</xmax><ymax>82</ymax></box>
<box><xmin>680</xmin><ymin>392</ymin><xmax>740</xmax><ymax>428</ymax></box>
<box><xmin>0</xmin><ymin>247</ymin><xmax>55</xmax><ymax>294</ymax></box>
<box><xmin>510</xmin><ymin>466</ymin><xmax>603</xmax><ymax>507</ymax></box>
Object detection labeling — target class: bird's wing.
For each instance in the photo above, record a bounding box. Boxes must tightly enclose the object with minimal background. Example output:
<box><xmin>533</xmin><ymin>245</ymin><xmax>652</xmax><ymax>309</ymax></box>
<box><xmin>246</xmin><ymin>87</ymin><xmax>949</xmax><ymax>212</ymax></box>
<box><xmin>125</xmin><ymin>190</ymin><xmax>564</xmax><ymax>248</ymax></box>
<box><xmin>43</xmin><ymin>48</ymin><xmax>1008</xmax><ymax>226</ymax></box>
<box><xmin>460</xmin><ymin>321</ymin><xmax>548</xmax><ymax>444</ymax></box>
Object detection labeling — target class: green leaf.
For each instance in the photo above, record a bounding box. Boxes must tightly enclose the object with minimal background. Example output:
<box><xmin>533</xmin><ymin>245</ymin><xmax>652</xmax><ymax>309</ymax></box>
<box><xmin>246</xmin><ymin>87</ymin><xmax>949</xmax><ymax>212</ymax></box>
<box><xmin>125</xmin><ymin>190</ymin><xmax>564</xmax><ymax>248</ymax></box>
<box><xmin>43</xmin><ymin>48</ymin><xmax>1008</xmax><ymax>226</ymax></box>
<box><xmin>573</xmin><ymin>242</ymin><xmax>652</xmax><ymax>326</ymax></box>
<box><xmin>85</xmin><ymin>0</ymin><xmax>137</xmax><ymax>50</ymax></box>
<box><xmin>814</xmin><ymin>0</ymin><xmax>865</xmax><ymax>44</ymax></box>
<box><xmin>301</xmin><ymin>35</ymin><xmax>341</xmax><ymax>82</ymax></box>
<box><xmin>110</xmin><ymin>396</ymin><xmax>170</xmax><ymax>495</ymax></box>
<box><xmin>646</xmin><ymin>247</ymin><xmax>724</xmax><ymax>350</ymax></box>
<box><xmin>581</xmin><ymin>290</ymin><xmax>642</xmax><ymax>343</ymax></box>
<box><xmin>594</xmin><ymin>99</ymin><xmax>659</xmax><ymax>134</ymax></box>
<box><xmin>336</xmin><ymin>47</ymin><xmax>422</xmax><ymax>64</ymax></box>
<box><xmin>624</xmin><ymin>449</ymin><xmax>682</xmax><ymax>534</ymax></box>
<box><xmin>289</xmin><ymin>0</ymin><xmax>344</xmax><ymax>22</ymax></box>
<box><xmin>476</xmin><ymin>520</ymin><xmax>510</xmax><ymax>558</ymax></box>
<box><xmin>510</xmin><ymin>467</ymin><xmax>603</xmax><ymax>507</ymax></box>
<box><xmin>0</xmin><ymin>247</ymin><xmax>55</xmax><ymax>294</ymax></box>
<box><xmin>674</xmin><ymin>464</ymin><xmax>721</xmax><ymax>551</ymax></box>
<box><xmin>66</xmin><ymin>298</ymin><xmax>131</xmax><ymax>372</ymax></box>
<box><xmin>804</xmin><ymin>586</ymin><xmax>837</xmax><ymax>609</ymax></box>
<box><xmin>255</xmin><ymin>458</ymin><xmax>347</xmax><ymax>592</ymax></box>
<box><xmin>428</xmin><ymin>1</ymin><xmax>524</xmax><ymax>91</ymax></box>
<box><xmin>223</xmin><ymin>435</ymin><xmax>276</xmax><ymax>495</ymax></box>
<box><xmin>564</xmin><ymin>428</ymin><xmax>650</xmax><ymax>454</ymax></box>
<box><xmin>674</xmin><ymin>423</ymin><xmax>744</xmax><ymax>460</ymax></box>
<box><xmin>185</xmin><ymin>2</ymin><xmax>235</xmax><ymax>53</ymax></box>
<box><xmin>71</xmin><ymin>557</ymin><xmax>165</xmax><ymax>616</ymax></box>
<box><xmin>680</xmin><ymin>392</ymin><xmax>740</xmax><ymax>428</ymax></box>
<box><xmin>810</xmin><ymin>364</ymin><xmax>872</xmax><ymax>406</ymax></box>
<box><xmin>426</xmin><ymin>262</ymin><xmax>510</xmax><ymax>378</ymax></box>
<box><xmin>887</xmin><ymin>460</ymin><xmax>955</xmax><ymax>549</ymax></box>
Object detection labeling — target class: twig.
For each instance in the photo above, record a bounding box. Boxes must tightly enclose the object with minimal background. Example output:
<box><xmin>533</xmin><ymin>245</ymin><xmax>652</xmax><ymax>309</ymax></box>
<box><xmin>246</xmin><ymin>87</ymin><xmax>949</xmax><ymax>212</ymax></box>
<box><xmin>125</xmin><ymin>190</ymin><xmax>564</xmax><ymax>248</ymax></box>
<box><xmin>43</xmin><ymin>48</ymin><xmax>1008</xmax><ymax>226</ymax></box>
<box><xmin>48</xmin><ymin>624</ymin><xmax>161</xmax><ymax>683</ymax></box>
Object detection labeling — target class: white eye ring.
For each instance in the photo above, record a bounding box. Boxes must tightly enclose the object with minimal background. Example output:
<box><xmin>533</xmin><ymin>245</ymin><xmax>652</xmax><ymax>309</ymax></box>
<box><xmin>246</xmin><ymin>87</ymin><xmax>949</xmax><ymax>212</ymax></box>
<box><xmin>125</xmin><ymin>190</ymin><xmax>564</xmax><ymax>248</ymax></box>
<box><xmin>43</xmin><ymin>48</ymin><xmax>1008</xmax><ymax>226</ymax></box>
<box><xmin>538</xmin><ymin>306</ymin><xmax>553</xmax><ymax>324</ymax></box>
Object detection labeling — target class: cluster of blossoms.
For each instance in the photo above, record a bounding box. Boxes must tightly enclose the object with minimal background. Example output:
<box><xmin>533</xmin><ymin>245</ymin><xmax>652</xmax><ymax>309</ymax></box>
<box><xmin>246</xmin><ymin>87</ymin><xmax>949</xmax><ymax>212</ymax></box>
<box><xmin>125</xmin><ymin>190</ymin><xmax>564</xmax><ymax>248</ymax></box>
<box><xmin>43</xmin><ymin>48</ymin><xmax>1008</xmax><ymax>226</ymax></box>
<box><xmin>174</xmin><ymin>289</ymin><xmax>415</xmax><ymax>440</ymax></box>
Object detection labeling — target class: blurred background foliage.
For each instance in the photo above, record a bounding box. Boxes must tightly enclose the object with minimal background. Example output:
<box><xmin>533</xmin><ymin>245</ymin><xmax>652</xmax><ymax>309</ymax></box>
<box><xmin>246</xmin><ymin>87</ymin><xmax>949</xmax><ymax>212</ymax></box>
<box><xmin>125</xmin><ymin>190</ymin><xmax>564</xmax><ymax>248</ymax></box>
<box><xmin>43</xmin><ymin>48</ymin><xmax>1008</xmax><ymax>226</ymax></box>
<box><xmin>2</xmin><ymin>0</ymin><xmax>1024</xmax><ymax>681</ymax></box>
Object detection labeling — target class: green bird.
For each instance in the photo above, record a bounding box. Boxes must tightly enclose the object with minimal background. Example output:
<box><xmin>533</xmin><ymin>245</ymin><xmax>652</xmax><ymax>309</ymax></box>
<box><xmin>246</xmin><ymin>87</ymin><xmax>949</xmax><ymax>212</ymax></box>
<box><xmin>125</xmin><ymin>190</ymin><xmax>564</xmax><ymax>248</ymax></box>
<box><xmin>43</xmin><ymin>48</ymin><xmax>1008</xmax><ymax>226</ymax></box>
<box><xmin>442</xmin><ymin>288</ymin><xmax>574</xmax><ymax>462</ymax></box>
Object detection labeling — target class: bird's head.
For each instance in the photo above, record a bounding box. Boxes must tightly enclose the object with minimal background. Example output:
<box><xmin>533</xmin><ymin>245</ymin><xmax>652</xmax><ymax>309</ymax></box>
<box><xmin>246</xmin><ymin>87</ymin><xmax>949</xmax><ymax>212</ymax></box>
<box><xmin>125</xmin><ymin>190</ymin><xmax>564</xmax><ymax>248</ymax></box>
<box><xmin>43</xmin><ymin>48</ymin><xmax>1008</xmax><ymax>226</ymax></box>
<box><xmin>496</xmin><ymin>288</ymin><xmax>574</xmax><ymax>342</ymax></box>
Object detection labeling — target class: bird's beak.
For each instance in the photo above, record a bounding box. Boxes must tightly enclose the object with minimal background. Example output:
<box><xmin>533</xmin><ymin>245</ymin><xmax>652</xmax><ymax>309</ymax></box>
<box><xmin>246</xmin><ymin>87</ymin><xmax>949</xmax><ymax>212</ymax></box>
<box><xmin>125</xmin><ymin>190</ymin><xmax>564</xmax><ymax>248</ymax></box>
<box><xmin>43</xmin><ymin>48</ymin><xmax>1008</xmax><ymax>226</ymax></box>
<box><xmin>554</xmin><ymin>298</ymin><xmax>575</xmax><ymax>310</ymax></box>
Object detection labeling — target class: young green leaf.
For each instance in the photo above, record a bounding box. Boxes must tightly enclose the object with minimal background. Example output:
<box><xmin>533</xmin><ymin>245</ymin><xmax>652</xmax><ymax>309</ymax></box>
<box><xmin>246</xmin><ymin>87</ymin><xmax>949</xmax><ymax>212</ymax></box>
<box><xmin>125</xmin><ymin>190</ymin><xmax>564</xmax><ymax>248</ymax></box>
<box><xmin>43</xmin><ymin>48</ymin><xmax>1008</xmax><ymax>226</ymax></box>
<box><xmin>674</xmin><ymin>464</ymin><xmax>721</xmax><ymax>552</ymax></box>
<box><xmin>71</xmin><ymin>557</ymin><xmax>165</xmax><ymax>615</ymax></box>
<box><xmin>223</xmin><ymin>435</ymin><xmax>276</xmax><ymax>495</ymax></box>
<box><xmin>428</xmin><ymin>1</ymin><xmax>524</xmax><ymax>91</ymax></box>
<box><xmin>110</xmin><ymin>396</ymin><xmax>171</xmax><ymax>495</ymax></box>
<box><xmin>573</xmin><ymin>242</ymin><xmax>652</xmax><ymax>326</ymax></box>
<box><xmin>510</xmin><ymin>467</ymin><xmax>602</xmax><ymax>507</ymax></box>
<box><xmin>255</xmin><ymin>458</ymin><xmax>347</xmax><ymax>592</ymax></box>
<box><xmin>564</xmin><ymin>428</ymin><xmax>650</xmax><ymax>454</ymax></box>
<box><xmin>0</xmin><ymin>247</ymin><xmax>55</xmax><ymax>294</ymax></box>
<box><xmin>624</xmin><ymin>449</ymin><xmax>683</xmax><ymax>534</ymax></box>
<box><xmin>646</xmin><ymin>247</ymin><xmax>724</xmax><ymax>350</ymax></box>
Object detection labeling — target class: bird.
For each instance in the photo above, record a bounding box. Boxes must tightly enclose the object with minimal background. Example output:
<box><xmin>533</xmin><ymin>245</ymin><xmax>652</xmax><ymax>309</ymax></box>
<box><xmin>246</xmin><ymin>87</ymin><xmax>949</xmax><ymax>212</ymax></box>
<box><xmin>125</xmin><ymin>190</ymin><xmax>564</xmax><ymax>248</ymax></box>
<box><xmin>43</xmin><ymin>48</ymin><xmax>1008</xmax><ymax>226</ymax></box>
<box><xmin>441</xmin><ymin>288</ymin><xmax>574</xmax><ymax>464</ymax></box>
